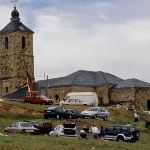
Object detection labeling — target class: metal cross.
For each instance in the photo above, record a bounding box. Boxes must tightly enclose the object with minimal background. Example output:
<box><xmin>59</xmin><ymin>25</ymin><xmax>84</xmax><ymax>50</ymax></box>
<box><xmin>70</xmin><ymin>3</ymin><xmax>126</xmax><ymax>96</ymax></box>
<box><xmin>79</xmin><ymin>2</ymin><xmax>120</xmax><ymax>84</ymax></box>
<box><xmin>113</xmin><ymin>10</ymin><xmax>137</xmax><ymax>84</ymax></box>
<box><xmin>11</xmin><ymin>0</ymin><xmax>18</xmax><ymax>7</ymax></box>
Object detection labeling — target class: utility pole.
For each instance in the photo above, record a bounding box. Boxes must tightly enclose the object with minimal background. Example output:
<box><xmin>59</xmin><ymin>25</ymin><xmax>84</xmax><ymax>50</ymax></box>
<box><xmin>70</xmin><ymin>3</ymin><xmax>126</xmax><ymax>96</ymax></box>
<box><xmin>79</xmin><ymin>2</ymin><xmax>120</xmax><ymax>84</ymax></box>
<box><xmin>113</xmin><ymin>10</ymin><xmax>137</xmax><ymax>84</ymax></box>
<box><xmin>47</xmin><ymin>75</ymin><xmax>50</xmax><ymax>98</ymax></box>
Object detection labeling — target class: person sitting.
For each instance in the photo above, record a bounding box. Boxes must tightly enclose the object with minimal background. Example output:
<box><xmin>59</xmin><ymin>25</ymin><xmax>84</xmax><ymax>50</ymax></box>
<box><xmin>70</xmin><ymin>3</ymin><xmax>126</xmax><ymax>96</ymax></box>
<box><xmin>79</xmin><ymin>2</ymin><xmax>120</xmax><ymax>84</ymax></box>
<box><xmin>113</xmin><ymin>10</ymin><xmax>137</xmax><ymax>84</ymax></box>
<box><xmin>80</xmin><ymin>128</ymin><xmax>88</xmax><ymax>139</ymax></box>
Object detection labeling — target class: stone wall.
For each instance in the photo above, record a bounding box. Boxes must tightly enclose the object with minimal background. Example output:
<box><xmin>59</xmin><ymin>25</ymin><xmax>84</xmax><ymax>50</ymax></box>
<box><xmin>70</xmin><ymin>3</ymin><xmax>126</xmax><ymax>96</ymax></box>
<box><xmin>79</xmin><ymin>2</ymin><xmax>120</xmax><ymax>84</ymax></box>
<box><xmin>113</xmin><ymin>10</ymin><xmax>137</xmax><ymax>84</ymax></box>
<box><xmin>96</xmin><ymin>84</ymin><xmax>114</xmax><ymax>104</ymax></box>
<box><xmin>110</xmin><ymin>87</ymin><xmax>150</xmax><ymax>110</ymax></box>
<box><xmin>0</xmin><ymin>31</ymin><xmax>34</xmax><ymax>97</ymax></box>
<box><xmin>40</xmin><ymin>85</ymin><xmax>96</xmax><ymax>103</ymax></box>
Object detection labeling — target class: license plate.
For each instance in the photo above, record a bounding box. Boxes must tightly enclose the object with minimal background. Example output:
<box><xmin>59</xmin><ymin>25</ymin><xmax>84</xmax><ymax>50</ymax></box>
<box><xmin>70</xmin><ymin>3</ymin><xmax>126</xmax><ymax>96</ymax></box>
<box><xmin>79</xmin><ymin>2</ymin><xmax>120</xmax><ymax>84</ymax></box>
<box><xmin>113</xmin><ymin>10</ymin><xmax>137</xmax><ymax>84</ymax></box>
<box><xmin>47</xmin><ymin>111</ymin><xmax>51</xmax><ymax>112</ymax></box>
<box><xmin>27</xmin><ymin>130</ymin><xmax>34</xmax><ymax>132</ymax></box>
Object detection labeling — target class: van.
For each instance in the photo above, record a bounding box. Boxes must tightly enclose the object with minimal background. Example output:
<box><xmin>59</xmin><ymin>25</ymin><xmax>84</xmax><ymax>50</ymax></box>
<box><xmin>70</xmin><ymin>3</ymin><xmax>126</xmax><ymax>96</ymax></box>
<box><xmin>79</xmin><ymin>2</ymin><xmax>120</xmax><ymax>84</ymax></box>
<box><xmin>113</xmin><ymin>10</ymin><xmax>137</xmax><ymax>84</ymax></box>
<box><xmin>24</xmin><ymin>91</ymin><xmax>53</xmax><ymax>105</ymax></box>
<box><xmin>60</xmin><ymin>92</ymin><xmax>98</xmax><ymax>106</ymax></box>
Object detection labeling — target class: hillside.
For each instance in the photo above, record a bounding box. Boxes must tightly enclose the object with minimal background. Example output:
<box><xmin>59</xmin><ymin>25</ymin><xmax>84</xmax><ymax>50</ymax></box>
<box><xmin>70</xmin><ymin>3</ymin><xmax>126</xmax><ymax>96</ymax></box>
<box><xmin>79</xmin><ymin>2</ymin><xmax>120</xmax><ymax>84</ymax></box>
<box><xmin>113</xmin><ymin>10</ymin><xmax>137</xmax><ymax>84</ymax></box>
<box><xmin>0</xmin><ymin>100</ymin><xmax>150</xmax><ymax>150</ymax></box>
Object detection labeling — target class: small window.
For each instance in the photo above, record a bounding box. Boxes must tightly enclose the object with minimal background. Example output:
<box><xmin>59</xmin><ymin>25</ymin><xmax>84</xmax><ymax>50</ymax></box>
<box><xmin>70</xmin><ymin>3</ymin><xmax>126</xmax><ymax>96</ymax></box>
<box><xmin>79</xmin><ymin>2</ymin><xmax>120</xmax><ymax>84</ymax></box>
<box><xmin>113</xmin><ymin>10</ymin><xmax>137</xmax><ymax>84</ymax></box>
<box><xmin>147</xmin><ymin>100</ymin><xmax>150</xmax><ymax>110</ymax></box>
<box><xmin>6</xmin><ymin>87</ymin><xmax>8</xmax><ymax>93</ymax></box>
<box><xmin>105</xmin><ymin>126</ymin><xmax>113</xmax><ymax>131</ymax></box>
<box><xmin>121</xmin><ymin>127</ymin><xmax>128</xmax><ymax>132</ymax></box>
<box><xmin>5</xmin><ymin>37</ymin><xmax>8</xmax><ymax>49</ymax></box>
<box><xmin>22</xmin><ymin>36</ymin><xmax>26</xmax><ymax>49</ymax></box>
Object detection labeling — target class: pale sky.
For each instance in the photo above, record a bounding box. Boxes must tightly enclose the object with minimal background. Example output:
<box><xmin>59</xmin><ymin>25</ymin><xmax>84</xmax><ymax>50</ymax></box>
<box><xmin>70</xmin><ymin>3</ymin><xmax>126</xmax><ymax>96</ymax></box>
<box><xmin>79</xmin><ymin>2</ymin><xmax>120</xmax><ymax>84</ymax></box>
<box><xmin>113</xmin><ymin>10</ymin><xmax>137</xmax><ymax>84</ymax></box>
<box><xmin>0</xmin><ymin>0</ymin><xmax>150</xmax><ymax>82</ymax></box>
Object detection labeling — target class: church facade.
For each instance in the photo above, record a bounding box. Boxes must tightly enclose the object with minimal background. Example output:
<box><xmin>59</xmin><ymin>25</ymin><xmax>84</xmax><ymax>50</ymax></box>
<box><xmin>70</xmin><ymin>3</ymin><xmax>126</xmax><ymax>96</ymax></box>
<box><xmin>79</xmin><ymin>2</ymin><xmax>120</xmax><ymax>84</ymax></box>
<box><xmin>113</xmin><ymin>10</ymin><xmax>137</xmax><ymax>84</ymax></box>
<box><xmin>0</xmin><ymin>6</ymin><xmax>34</xmax><ymax>97</ymax></box>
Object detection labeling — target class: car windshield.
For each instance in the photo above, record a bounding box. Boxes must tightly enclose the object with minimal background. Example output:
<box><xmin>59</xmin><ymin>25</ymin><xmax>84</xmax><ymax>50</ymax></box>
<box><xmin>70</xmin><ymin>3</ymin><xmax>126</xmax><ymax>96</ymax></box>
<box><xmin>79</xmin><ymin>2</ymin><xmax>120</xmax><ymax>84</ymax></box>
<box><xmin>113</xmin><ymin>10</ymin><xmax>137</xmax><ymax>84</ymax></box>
<box><xmin>47</xmin><ymin>106</ymin><xmax>58</xmax><ymax>110</ymax></box>
<box><xmin>87</xmin><ymin>107</ymin><xmax>98</xmax><ymax>111</ymax></box>
<box><xmin>39</xmin><ymin>94</ymin><xmax>47</xmax><ymax>98</ymax></box>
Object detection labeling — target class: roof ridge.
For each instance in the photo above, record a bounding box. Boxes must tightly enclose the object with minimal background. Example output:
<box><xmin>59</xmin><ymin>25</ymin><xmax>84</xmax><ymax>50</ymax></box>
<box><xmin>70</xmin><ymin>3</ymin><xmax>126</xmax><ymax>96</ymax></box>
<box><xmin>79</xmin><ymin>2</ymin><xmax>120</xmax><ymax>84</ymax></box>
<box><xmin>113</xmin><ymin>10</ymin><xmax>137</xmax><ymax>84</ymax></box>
<box><xmin>71</xmin><ymin>70</ymin><xmax>81</xmax><ymax>84</ymax></box>
<box><xmin>100</xmin><ymin>71</ymin><xmax>109</xmax><ymax>84</ymax></box>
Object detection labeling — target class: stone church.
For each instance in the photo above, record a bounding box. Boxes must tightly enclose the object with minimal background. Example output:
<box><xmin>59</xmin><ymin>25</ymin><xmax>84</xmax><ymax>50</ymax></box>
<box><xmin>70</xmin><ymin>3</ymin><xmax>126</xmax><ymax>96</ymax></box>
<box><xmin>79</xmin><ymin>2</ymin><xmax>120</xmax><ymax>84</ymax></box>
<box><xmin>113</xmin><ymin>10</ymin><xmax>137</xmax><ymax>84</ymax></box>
<box><xmin>1</xmin><ymin>7</ymin><xmax>150</xmax><ymax>111</ymax></box>
<box><xmin>0</xmin><ymin>6</ymin><xmax>34</xmax><ymax>97</ymax></box>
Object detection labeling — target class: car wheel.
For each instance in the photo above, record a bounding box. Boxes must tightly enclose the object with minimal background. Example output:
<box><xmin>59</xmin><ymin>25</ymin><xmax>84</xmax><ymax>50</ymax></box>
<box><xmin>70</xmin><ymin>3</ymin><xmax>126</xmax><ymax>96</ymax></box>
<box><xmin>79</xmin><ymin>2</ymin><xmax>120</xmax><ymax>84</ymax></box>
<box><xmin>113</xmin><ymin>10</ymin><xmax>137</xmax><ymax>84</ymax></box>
<box><xmin>92</xmin><ymin>115</ymin><xmax>97</xmax><ymax>119</ymax></box>
<box><xmin>117</xmin><ymin>136</ymin><xmax>124</xmax><ymax>142</ymax></box>
<box><xmin>69</xmin><ymin>115</ymin><xmax>72</xmax><ymax>119</ymax></box>
<box><xmin>41</xmin><ymin>102</ymin><xmax>45</xmax><ymax>105</ymax></box>
<box><xmin>56</xmin><ymin>115</ymin><xmax>60</xmax><ymax>119</ymax></box>
<box><xmin>82</xmin><ymin>116</ymin><xmax>85</xmax><ymax>119</ymax></box>
<box><xmin>4</xmin><ymin>130</ymin><xmax>8</xmax><ymax>134</ymax></box>
<box><xmin>44</xmin><ymin>116</ymin><xmax>48</xmax><ymax>119</ymax></box>
<box><xmin>103</xmin><ymin>116</ymin><xmax>107</xmax><ymax>121</ymax></box>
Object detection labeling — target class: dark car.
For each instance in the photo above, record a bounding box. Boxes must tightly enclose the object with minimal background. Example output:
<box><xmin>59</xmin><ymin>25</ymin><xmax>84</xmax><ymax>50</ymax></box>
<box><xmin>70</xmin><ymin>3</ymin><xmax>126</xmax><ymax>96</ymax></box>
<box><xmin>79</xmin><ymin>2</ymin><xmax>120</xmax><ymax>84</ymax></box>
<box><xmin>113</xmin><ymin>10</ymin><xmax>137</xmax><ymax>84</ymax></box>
<box><xmin>66</xmin><ymin>109</ymin><xmax>82</xmax><ymax>119</ymax></box>
<box><xmin>33</xmin><ymin>122</ymin><xmax>52</xmax><ymax>134</ymax></box>
<box><xmin>44</xmin><ymin>106</ymin><xmax>73</xmax><ymax>119</ymax></box>
<box><xmin>104</xmin><ymin>124</ymin><xmax>140</xmax><ymax>142</ymax></box>
<box><xmin>24</xmin><ymin>121</ymin><xmax>52</xmax><ymax>134</ymax></box>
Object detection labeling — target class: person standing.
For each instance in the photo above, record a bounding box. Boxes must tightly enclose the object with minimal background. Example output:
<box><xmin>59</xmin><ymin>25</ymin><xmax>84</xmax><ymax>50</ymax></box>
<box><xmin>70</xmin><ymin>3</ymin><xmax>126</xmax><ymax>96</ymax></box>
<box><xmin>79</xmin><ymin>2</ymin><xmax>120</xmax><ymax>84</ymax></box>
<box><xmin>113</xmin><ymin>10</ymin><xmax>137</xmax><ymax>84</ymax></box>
<box><xmin>92</xmin><ymin>125</ymin><xmax>99</xmax><ymax>139</ymax></box>
<box><xmin>99</xmin><ymin>126</ymin><xmax>105</xmax><ymax>138</ymax></box>
<box><xmin>134</xmin><ymin>111</ymin><xmax>138</xmax><ymax>122</ymax></box>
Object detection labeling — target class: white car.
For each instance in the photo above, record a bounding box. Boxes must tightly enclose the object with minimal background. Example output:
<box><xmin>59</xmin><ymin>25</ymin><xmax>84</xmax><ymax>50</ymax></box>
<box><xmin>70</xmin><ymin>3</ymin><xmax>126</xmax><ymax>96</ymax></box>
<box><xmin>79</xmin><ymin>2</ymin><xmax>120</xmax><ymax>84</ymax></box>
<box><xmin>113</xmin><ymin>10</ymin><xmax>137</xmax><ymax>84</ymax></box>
<box><xmin>81</xmin><ymin>107</ymin><xmax>109</xmax><ymax>120</ymax></box>
<box><xmin>4</xmin><ymin>122</ymin><xmax>39</xmax><ymax>134</ymax></box>
<box><xmin>60</xmin><ymin>99</ymin><xmax>86</xmax><ymax>106</ymax></box>
<box><xmin>49</xmin><ymin>125</ymin><xmax>64</xmax><ymax>137</ymax></box>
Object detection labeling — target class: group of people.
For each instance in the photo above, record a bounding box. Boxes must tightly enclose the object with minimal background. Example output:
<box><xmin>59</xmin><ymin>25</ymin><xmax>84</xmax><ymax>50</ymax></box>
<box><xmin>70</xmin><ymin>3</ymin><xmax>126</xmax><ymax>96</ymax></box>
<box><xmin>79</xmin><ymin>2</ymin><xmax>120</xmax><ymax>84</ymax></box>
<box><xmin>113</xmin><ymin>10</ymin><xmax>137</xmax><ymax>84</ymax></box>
<box><xmin>79</xmin><ymin>124</ymin><xmax>105</xmax><ymax>140</ymax></box>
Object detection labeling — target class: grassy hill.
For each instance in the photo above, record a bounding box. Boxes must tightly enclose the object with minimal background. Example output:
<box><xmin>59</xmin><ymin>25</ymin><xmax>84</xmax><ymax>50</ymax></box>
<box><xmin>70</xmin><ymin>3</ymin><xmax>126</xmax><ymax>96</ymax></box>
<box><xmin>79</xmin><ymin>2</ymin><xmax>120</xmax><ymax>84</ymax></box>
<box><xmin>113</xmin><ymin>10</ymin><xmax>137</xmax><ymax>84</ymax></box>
<box><xmin>0</xmin><ymin>101</ymin><xmax>150</xmax><ymax>150</ymax></box>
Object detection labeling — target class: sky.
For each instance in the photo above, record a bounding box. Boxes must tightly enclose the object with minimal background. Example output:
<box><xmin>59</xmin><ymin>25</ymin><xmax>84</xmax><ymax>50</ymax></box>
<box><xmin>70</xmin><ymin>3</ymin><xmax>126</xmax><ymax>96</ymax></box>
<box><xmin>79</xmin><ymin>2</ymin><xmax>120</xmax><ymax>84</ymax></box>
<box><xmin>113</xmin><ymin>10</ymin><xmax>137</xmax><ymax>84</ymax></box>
<box><xmin>0</xmin><ymin>0</ymin><xmax>150</xmax><ymax>82</ymax></box>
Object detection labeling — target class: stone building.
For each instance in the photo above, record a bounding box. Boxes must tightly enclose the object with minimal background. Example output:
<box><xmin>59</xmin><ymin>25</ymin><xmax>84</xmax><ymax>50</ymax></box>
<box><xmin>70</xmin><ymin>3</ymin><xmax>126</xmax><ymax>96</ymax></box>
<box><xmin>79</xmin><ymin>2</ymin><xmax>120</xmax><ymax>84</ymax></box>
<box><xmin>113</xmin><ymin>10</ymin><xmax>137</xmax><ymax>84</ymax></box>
<box><xmin>3</xmin><ymin>69</ymin><xmax>150</xmax><ymax>111</ymax></box>
<box><xmin>1</xmin><ymin>7</ymin><xmax>150</xmax><ymax>111</ymax></box>
<box><xmin>0</xmin><ymin>6</ymin><xmax>34</xmax><ymax>97</ymax></box>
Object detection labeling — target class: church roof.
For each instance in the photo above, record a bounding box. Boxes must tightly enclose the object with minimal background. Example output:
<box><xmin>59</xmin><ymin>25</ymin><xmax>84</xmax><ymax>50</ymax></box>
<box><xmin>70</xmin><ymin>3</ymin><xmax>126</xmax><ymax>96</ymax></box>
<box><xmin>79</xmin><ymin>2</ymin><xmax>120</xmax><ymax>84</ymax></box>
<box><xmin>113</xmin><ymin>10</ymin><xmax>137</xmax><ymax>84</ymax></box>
<box><xmin>0</xmin><ymin>7</ymin><xmax>33</xmax><ymax>33</ymax></box>
<box><xmin>2</xmin><ymin>70</ymin><xmax>150</xmax><ymax>99</ymax></box>
<box><xmin>113</xmin><ymin>78</ymin><xmax>150</xmax><ymax>89</ymax></box>
<box><xmin>37</xmin><ymin>70</ymin><xmax>123</xmax><ymax>87</ymax></box>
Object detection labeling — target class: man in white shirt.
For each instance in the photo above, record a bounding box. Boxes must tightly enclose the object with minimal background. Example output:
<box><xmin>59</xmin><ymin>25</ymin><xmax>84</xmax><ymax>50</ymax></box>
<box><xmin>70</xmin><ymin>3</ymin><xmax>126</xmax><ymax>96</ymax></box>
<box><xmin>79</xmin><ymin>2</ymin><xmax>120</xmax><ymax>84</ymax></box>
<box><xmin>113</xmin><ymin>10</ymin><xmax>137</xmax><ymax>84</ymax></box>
<box><xmin>92</xmin><ymin>125</ymin><xmax>99</xmax><ymax>139</ymax></box>
<box><xmin>134</xmin><ymin>112</ymin><xmax>138</xmax><ymax>122</ymax></box>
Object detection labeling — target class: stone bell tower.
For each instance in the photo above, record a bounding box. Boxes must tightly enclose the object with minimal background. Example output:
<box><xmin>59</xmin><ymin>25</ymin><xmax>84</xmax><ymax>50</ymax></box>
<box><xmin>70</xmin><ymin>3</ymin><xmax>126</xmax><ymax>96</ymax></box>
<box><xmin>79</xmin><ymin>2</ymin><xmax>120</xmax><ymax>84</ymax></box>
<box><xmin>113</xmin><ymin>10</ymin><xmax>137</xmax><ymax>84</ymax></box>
<box><xmin>0</xmin><ymin>6</ymin><xmax>34</xmax><ymax>97</ymax></box>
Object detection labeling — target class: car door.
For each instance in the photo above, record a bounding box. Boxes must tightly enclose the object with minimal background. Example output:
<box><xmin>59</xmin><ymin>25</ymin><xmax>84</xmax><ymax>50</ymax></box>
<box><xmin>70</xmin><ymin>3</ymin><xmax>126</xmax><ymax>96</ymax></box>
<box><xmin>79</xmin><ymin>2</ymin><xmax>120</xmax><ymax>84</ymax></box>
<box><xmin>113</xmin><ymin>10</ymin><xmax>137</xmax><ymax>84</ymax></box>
<box><xmin>111</xmin><ymin>126</ymin><xmax>121</xmax><ymax>140</ymax></box>
<box><xmin>97</xmin><ymin>108</ymin><xmax>106</xmax><ymax>118</ymax></box>
<box><xmin>60</xmin><ymin>107</ymin><xmax>69</xmax><ymax>118</ymax></box>
<box><xmin>8</xmin><ymin>122</ymin><xmax>20</xmax><ymax>133</ymax></box>
<box><xmin>68</xmin><ymin>99</ymin><xmax>76</xmax><ymax>105</ymax></box>
<box><xmin>104</xmin><ymin>126</ymin><xmax>114</xmax><ymax>140</ymax></box>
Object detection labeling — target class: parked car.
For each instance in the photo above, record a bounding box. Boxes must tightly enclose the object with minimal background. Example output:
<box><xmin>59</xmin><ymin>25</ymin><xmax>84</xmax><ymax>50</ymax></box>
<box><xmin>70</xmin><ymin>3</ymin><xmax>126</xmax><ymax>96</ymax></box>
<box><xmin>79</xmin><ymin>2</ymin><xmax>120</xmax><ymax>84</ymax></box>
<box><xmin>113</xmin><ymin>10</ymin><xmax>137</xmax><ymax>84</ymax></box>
<box><xmin>49</xmin><ymin>125</ymin><xmax>64</xmax><ymax>137</ymax></box>
<box><xmin>66</xmin><ymin>109</ymin><xmax>82</xmax><ymax>119</ymax></box>
<box><xmin>104</xmin><ymin>124</ymin><xmax>140</xmax><ymax>142</ymax></box>
<box><xmin>33</xmin><ymin>122</ymin><xmax>52</xmax><ymax>134</ymax></box>
<box><xmin>44</xmin><ymin>106</ymin><xmax>73</xmax><ymax>119</ymax></box>
<box><xmin>4</xmin><ymin>122</ymin><xmax>39</xmax><ymax>134</ymax></box>
<box><xmin>24</xmin><ymin>91</ymin><xmax>53</xmax><ymax>105</ymax></box>
<box><xmin>81</xmin><ymin>107</ymin><xmax>109</xmax><ymax>120</ymax></box>
<box><xmin>63</xmin><ymin>122</ymin><xmax>78</xmax><ymax>138</ymax></box>
<box><xmin>24</xmin><ymin>120</ymin><xmax>52</xmax><ymax>134</ymax></box>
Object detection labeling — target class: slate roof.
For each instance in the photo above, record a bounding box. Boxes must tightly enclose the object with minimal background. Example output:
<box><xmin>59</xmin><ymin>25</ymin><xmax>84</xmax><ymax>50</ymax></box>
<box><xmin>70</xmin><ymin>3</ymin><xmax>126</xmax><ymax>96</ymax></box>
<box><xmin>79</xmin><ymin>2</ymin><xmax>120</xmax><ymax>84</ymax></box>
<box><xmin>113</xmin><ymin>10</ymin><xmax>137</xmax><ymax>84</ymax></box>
<box><xmin>0</xmin><ymin>7</ymin><xmax>33</xmax><ymax>33</ymax></box>
<box><xmin>37</xmin><ymin>70</ymin><xmax>123</xmax><ymax>87</ymax></box>
<box><xmin>114</xmin><ymin>78</ymin><xmax>150</xmax><ymax>89</ymax></box>
<box><xmin>2</xmin><ymin>70</ymin><xmax>150</xmax><ymax>99</ymax></box>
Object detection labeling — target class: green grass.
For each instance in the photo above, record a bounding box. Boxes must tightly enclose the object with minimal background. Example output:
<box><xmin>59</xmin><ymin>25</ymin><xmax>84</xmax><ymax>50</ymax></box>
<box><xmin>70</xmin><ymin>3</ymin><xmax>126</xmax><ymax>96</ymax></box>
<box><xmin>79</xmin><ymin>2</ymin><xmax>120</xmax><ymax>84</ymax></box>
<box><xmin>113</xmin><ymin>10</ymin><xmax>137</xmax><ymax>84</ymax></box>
<box><xmin>0</xmin><ymin>101</ymin><xmax>150</xmax><ymax>150</ymax></box>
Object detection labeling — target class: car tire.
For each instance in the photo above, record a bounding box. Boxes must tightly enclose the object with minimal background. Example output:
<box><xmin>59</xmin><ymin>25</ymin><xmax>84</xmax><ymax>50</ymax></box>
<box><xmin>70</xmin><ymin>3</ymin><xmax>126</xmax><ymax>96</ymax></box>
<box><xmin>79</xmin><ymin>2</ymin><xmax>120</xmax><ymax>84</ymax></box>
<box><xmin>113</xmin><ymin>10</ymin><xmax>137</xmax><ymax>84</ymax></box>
<box><xmin>69</xmin><ymin>115</ymin><xmax>72</xmax><ymax>119</ymax></box>
<box><xmin>103</xmin><ymin>116</ymin><xmax>107</xmax><ymax>121</ymax></box>
<box><xmin>92</xmin><ymin>115</ymin><xmax>97</xmax><ymax>119</ymax></box>
<box><xmin>82</xmin><ymin>116</ymin><xmax>85</xmax><ymax>119</ymax></box>
<box><xmin>56</xmin><ymin>115</ymin><xmax>60</xmax><ymax>119</ymax></box>
<box><xmin>4</xmin><ymin>130</ymin><xmax>8</xmax><ymax>134</ymax></box>
<box><xmin>117</xmin><ymin>136</ymin><xmax>124</xmax><ymax>142</ymax></box>
<box><xmin>41</xmin><ymin>102</ymin><xmax>46</xmax><ymax>105</ymax></box>
<box><xmin>44</xmin><ymin>116</ymin><xmax>48</xmax><ymax>119</ymax></box>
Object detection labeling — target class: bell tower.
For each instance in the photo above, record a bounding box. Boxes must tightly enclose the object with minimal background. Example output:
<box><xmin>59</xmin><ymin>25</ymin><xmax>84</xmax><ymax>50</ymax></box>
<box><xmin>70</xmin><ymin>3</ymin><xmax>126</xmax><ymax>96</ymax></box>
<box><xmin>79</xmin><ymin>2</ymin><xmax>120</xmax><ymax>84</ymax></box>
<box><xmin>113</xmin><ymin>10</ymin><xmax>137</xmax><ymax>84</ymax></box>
<box><xmin>0</xmin><ymin>6</ymin><xmax>34</xmax><ymax>97</ymax></box>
